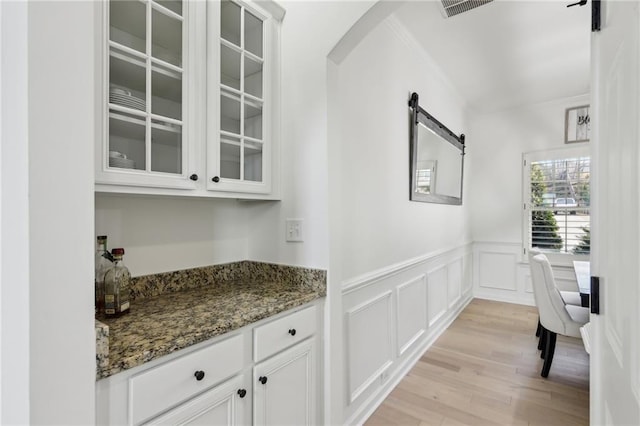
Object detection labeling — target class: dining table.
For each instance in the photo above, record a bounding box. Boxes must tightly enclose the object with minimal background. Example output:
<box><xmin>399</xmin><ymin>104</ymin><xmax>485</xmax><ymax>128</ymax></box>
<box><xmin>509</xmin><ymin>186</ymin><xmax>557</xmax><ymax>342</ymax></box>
<box><xmin>573</xmin><ymin>260</ymin><xmax>590</xmax><ymax>307</ymax></box>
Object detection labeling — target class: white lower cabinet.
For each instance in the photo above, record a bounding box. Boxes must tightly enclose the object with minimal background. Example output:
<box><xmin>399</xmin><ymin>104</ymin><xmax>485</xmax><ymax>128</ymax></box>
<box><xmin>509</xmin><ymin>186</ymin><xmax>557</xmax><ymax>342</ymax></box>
<box><xmin>253</xmin><ymin>339</ymin><xmax>316</xmax><ymax>426</ymax></box>
<box><xmin>145</xmin><ymin>374</ymin><xmax>249</xmax><ymax>426</ymax></box>
<box><xmin>96</xmin><ymin>303</ymin><xmax>320</xmax><ymax>426</ymax></box>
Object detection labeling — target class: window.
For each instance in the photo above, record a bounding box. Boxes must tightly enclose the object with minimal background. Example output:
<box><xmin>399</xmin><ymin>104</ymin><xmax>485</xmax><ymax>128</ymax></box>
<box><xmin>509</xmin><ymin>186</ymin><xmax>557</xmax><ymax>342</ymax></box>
<box><xmin>523</xmin><ymin>147</ymin><xmax>590</xmax><ymax>255</ymax></box>
<box><xmin>415</xmin><ymin>160</ymin><xmax>436</xmax><ymax>194</ymax></box>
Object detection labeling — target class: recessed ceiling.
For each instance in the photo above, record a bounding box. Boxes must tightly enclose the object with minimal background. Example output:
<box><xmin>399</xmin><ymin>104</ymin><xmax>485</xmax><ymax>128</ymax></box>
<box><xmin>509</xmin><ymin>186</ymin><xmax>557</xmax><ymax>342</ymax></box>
<box><xmin>393</xmin><ymin>0</ymin><xmax>591</xmax><ymax>113</ymax></box>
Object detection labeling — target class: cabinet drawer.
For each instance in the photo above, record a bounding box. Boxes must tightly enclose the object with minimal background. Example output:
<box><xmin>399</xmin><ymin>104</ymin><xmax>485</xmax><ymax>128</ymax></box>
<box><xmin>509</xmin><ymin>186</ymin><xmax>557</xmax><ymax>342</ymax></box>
<box><xmin>254</xmin><ymin>305</ymin><xmax>317</xmax><ymax>362</ymax></box>
<box><xmin>130</xmin><ymin>334</ymin><xmax>244</xmax><ymax>425</ymax></box>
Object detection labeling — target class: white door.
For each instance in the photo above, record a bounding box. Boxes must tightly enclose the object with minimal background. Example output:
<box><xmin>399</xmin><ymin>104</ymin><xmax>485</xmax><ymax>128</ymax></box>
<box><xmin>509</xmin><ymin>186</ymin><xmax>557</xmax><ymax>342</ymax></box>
<box><xmin>253</xmin><ymin>339</ymin><xmax>316</xmax><ymax>426</ymax></box>
<box><xmin>591</xmin><ymin>0</ymin><xmax>640</xmax><ymax>424</ymax></box>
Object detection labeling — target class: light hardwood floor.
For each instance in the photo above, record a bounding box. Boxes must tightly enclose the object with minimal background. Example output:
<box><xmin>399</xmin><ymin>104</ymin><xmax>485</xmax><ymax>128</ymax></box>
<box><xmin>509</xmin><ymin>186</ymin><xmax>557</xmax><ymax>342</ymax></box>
<box><xmin>365</xmin><ymin>298</ymin><xmax>589</xmax><ymax>426</ymax></box>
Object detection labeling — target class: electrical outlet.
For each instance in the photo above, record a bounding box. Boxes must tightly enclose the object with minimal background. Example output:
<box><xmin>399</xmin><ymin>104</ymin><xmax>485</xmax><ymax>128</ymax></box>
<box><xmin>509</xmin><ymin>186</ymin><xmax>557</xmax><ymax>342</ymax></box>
<box><xmin>285</xmin><ymin>219</ymin><xmax>303</xmax><ymax>242</ymax></box>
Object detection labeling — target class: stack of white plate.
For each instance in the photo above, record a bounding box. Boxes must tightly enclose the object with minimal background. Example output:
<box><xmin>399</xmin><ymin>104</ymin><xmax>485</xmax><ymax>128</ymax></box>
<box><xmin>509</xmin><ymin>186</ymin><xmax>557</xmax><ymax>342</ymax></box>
<box><xmin>109</xmin><ymin>86</ymin><xmax>145</xmax><ymax>111</ymax></box>
<box><xmin>110</xmin><ymin>157</ymin><xmax>136</xmax><ymax>169</ymax></box>
<box><xmin>109</xmin><ymin>151</ymin><xmax>136</xmax><ymax>169</ymax></box>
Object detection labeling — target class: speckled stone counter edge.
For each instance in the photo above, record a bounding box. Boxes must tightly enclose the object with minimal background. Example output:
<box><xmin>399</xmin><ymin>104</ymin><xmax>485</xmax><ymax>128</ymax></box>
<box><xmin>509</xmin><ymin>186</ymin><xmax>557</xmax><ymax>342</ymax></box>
<box><xmin>95</xmin><ymin>320</ymin><xmax>109</xmax><ymax>371</ymax></box>
<box><xmin>128</xmin><ymin>260</ymin><xmax>327</xmax><ymax>301</ymax></box>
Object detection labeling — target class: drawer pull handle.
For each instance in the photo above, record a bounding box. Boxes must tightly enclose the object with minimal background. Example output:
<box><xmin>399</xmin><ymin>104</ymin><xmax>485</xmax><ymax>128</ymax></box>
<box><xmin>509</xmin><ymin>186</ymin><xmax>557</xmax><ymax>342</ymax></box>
<box><xmin>237</xmin><ymin>389</ymin><xmax>247</xmax><ymax>398</ymax></box>
<box><xmin>288</xmin><ymin>328</ymin><xmax>297</xmax><ymax>336</ymax></box>
<box><xmin>194</xmin><ymin>370</ymin><xmax>205</xmax><ymax>381</ymax></box>
<box><xmin>258</xmin><ymin>376</ymin><xmax>268</xmax><ymax>385</ymax></box>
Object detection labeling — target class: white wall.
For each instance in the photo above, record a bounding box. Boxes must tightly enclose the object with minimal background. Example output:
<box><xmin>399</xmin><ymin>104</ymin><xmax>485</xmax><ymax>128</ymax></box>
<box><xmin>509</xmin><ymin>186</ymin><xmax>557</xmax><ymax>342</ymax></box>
<box><xmin>28</xmin><ymin>2</ymin><xmax>95</xmax><ymax>424</ymax></box>
<box><xmin>328</xmin><ymin>14</ymin><xmax>473</xmax><ymax>424</ymax></box>
<box><xmin>333</xmin><ymin>16</ymin><xmax>471</xmax><ymax>282</ymax></box>
<box><xmin>468</xmin><ymin>94</ymin><xmax>590</xmax><ymax>304</ymax></box>
<box><xmin>0</xmin><ymin>1</ymin><xmax>30</xmax><ymax>423</ymax></box>
<box><xmin>95</xmin><ymin>195</ymin><xmax>248</xmax><ymax>276</ymax></box>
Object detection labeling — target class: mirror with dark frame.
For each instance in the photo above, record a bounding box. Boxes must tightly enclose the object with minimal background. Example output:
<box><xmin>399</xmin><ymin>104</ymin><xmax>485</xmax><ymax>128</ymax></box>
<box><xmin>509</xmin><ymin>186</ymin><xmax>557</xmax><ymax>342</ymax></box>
<box><xmin>409</xmin><ymin>92</ymin><xmax>465</xmax><ymax>205</ymax></box>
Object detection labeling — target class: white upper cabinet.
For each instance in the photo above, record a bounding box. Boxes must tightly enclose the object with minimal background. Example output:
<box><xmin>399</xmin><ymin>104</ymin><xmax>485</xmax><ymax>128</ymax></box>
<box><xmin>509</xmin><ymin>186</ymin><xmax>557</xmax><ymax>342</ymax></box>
<box><xmin>97</xmin><ymin>0</ymin><xmax>197</xmax><ymax>190</ymax></box>
<box><xmin>207</xmin><ymin>0</ymin><xmax>279</xmax><ymax>195</ymax></box>
<box><xmin>96</xmin><ymin>0</ymin><xmax>283</xmax><ymax>199</ymax></box>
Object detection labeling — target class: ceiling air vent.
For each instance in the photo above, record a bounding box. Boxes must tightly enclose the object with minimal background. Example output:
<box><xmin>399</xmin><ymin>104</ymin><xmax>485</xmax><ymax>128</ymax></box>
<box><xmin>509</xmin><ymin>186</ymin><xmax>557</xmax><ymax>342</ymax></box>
<box><xmin>439</xmin><ymin>0</ymin><xmax>494</xmax><ymax>18</ymax></box>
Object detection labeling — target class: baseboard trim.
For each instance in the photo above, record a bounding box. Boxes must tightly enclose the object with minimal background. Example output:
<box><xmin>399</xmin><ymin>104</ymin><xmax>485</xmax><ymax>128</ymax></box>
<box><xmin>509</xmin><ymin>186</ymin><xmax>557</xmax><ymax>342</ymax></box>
<box><xmin>473</xmin><ymin>292</ymin><xmax>536</xmax><ymax>307</ymax></box>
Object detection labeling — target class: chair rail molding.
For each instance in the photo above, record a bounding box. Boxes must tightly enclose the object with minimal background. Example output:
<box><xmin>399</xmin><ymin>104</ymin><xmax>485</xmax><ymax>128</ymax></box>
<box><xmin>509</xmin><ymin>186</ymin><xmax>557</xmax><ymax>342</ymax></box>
<box><xmin>342</xmin><ymin>242</ymin><xmax>473</xmax><ymax>294</ymax></box>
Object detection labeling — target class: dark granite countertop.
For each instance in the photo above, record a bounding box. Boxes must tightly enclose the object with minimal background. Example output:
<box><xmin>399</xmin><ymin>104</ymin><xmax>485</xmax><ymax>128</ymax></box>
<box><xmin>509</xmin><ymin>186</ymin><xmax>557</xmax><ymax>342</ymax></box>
<box><xmin>96</xmin><ymin>262</ymin><xmax>326</xmax><ymax>380</ymax></box>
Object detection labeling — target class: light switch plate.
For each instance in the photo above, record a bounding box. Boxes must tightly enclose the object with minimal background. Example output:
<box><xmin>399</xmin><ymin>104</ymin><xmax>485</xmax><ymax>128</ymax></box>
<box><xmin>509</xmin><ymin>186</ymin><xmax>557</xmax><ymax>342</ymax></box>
<box><xmin>285</xmin><ymin>219</ymin><xmax>303</xmax><ymax>242</ymax></box>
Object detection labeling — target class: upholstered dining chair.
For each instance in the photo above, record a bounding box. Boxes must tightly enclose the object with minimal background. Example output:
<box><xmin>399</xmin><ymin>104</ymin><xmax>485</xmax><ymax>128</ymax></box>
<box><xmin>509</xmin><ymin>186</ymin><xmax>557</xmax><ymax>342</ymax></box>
<box><xmin>528</xmin><ymin>248</ymin><xmax>582</xmax><ymax>341</ymax></box>
<box><xmin>530</xmin><ymin>254</ymin><xmax>589</xmax><ymax>377</ymax></box>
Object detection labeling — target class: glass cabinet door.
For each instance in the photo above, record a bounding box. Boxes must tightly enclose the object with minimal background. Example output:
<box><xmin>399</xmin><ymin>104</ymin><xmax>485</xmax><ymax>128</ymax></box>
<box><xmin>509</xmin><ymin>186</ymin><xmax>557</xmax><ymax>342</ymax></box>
<box><xmin>107</xmin><ymin>0</ymin><xmax>186</xmax><ymax>178</ymax></box>
<box><xmin>218</xmin><ymin>0</ymin><xmax>265</xmax><ymax>185</ymax></box>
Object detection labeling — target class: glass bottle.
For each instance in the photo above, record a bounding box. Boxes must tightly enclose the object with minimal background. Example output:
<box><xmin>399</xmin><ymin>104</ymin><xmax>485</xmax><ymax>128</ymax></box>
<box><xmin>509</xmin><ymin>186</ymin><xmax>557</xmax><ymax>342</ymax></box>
<box><xmin>95</xmin><ymin>235</ymin><xmax>111</xmax><ymax>314</ymax></box>
<box><xmin>103</xmin><ymin>248</ymin><xmax>131</xmax><ymax>316</ymax></box>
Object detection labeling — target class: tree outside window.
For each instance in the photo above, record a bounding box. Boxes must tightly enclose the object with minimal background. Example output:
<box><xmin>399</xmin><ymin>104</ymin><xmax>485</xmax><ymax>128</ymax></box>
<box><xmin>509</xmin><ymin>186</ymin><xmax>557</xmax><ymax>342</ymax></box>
<box><xmin>530</xmin><ymin>163</ymin><xmax>563</xmax><ymax>250</ymax></box>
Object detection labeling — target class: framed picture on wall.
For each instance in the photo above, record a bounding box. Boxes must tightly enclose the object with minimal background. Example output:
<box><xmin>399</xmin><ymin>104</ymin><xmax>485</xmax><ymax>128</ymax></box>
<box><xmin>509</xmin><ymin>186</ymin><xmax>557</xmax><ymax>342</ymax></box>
<box><xmin>565</xmin><ymin>105</ymin><xmax>591</xmax><ymax>143</ymax></box>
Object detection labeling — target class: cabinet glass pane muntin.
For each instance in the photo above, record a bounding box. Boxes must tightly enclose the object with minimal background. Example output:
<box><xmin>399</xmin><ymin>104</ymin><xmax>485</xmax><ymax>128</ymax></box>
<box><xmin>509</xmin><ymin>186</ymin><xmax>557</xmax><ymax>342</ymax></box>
<box><xmin>220</xmin><ymin>44</ymin><xmax>241</xmax><ymax>90</ymax></box>
<box><xmin>218</xmin><ymin>1</ymin><xmax>266</xmax><ymax>184</ymax></box>
<box><xmin>152</xmin><ymin>6</ymin><xmax>183</xmax><ymax>67</ymax></box>
<box><xmin>221</xmin><ymin>91</ymin><xmax>241</xmax><ymax>134</ymax></box>
<box><xmin>155</xmin><ymin>0</ymin><xmax>182</xmax><ymax>17</ymax></box>
<box><xmin>109</xmin><ymin>115</ymin><xmax>146</xmax><ymax>171</ymax></box>
<box><xmin>110</xmin><ymin>0</ymin><xmax>146</xmax><ymax>53</ymax></box>
<box><xmin>151</xmin><ymin>121</ymin><xmax>182</xmax><ymax>174</ymax></box>
<box><xmin>244</xmin><ymin>141</ymin><xmax>263</xmax><ymax>182</ymax></box>
<box><xmin>107</xmin><ymin>0</ymin><xmax>186</xmax><ymax>178</ymax></box>
<box><xmin>244</xmin><ymin>55</ymin><xmax>262</xmax><ymax>98</ymax></box>
<box><xmin>152</xmin><ymin>67</ymin><xmax>182</xmax><ymax>120</ymax></box>
<box><xmin>221</xmin><ymin>0</ymin><xmax>241</xmax><ymax>46</ymax></box>
<box><xmin>244</xmin><ymin>101</ymin><xmax>262</xmax><ymax>140</ymax></box>
<box><xmin>220</xmin><ymin>138</ymin><xmax>241</xmax><ymax>180</ymax></box>
<box><xmin>244</xmin><ymin>10</ymin><xmax>263</xmax><ymax>58</ymax></box>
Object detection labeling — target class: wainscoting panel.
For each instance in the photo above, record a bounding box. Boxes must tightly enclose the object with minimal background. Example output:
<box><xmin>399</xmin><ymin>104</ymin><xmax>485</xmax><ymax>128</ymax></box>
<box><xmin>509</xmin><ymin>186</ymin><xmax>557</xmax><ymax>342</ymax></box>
<box><xmin>345</xmin><ymin>291</ymin><xmax>393</xmax><ymax>404</ymax></box>
<box><xmin>342</xmin><ymin>244</ymin><xmax>473</xmax><ymax>425</ymax></box>
<box><xmin>473</xmin><ymin>242</ymin><xmax>581</xmax><ymax>306</ymax></box>
<box><xmin>427</xmin><ymin>266</ymin><xmax>448</xmax><ymax>326</ymax></box>
<box><xmin>474</xmin><ymin>243</ymin><xmax>530</xmax><ymax>305</ymax></box>
<box><xmin>553</xmin><ymin>266</ymin><xmax>583</xmax><ymax>292</ymax></box>
<box><xmin>479</xmin><ymin>252</ymin><xmax>517</xmax><ymax>291</ymax></box>
<box><xmin>524</xmin><ymin>267</ymin><xmax>533</xmax><ymax>293</ymax></box>
<box><xmin>395</xmin><ymin>275</ymin><xmax>427</xmax><ymax>357</ymax></box>
<box><xmin>448</xmin><ymin>258</ymin><xmax>463</xmax><ymax>308</ymax></box>
<box><xmin>463</xmin><ymin>253</ymin><xmax>473</xmax><ymax>294</ymax></box>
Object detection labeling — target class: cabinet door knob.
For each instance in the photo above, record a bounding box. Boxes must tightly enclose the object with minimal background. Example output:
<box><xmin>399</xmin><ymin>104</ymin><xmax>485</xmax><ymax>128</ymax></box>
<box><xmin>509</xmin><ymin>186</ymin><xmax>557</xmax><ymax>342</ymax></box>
<box><xmin>190</xmin><ymin>174</ymin><xmax>199</xmax><ymax>181</ymax></box>
<box><xmin>288</xmin><ymin>328</ymin><xmax>297</xmax><ymax>336</ymax></box>
<box><xmin>258</xmin><ymin>376</ymin><xmax>268</xmax><ymax>385</ymax></box>
<box><xmin>194</xmin><ymin>370</ymin><xmax>205</xmax><ymax>381</ymax></box>
<box><xmin>212</xmin><ymin>176</ymin><xmax>220</xmax><ymax>183</ymax></box>
<box><xmin>237</xmin><ymin>389</ymin><xmax>247</xmax><ymax>398</ymax></box>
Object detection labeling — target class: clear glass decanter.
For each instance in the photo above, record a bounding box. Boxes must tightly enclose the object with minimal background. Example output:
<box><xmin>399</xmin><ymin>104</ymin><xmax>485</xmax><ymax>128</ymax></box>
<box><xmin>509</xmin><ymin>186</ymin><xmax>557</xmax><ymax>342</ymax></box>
<box><xmin>103</xmin><ymin>248</ymin><xmax>131</xmax><ymax>316</ymax></box>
